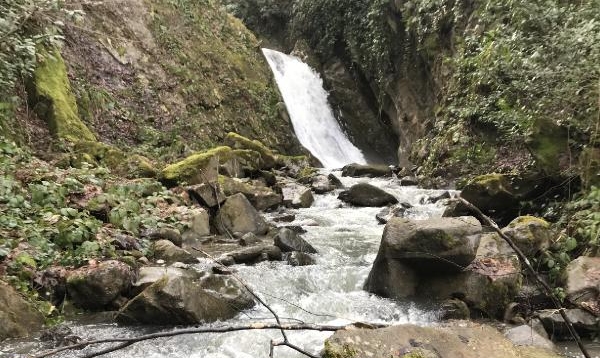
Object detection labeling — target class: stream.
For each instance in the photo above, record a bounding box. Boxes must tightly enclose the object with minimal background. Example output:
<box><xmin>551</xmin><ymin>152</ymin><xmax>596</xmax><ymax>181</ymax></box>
<box><xmin>1</xmin><ymin>173</ymin><xmax>449</xmax><ymax>358</ymax></box>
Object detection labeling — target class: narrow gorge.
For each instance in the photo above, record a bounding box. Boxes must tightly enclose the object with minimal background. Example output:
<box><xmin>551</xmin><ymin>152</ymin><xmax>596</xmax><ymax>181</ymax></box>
<box><xmin>1</xmin><ymin>1</ymin><xmax>599</xmax><ymax>358</ymax></box>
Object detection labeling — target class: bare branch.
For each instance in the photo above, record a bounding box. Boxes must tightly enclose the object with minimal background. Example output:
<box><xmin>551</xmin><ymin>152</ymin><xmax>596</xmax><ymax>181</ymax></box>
<box><xmin>32</xmin><ymin>323</ymin><xmax>352</xmax><ymax>358</ymax></box>
<box><xmin>458</xmin><ymin>196</ymin><xmax>591</xmax><ymax>358</ymax></box>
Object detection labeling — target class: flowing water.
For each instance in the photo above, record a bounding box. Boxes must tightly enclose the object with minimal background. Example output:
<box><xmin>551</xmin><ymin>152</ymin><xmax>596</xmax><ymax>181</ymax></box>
<box><xmin>1</xmin><ymin>174</ymin><xmax>449</xmax><ymax>358</ymax></box>
<box><xmin>262</xmin><ymin>49</ymin><xmax>366</xmax><ymax>169</ymax></box>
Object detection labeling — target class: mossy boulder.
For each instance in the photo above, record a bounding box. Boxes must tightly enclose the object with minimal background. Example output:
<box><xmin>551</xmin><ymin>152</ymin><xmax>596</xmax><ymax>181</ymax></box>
<box><xmin>501</xmin><ymin>216</ymin><xmax>552</xmax><ymax>258</ymax></box>
<box><xmin>162</xmin><ymin>146</ymin><xmax>232</xmax><ymax>186</ymax></box>
<box><xmin>28</xmin><ymin>49</ymin><xmax>96</xmax><ymax>142</ymax></box>
<box><xmin>459</xmin><ymin>173</ymin><xmax>519</xmax><ymax>224</ymax></box>
<box><xmin>73</xmin><ymin>141</ymin><xmax>157</xmax><ymax>178</ymax></box>
<box><xmin>0</xmin><ymin>281</ymin><xmax>44</xmax><ymax>340</ymax></box>
<box><xmin>338</xmin><ymin>183</ymin><xmax>397</xmax><ymax>207</ymax></box>
<box><xmin>580</xmin><ymin>147</ymin><xmax>600</xmax><ymax>188</ymax></box>
<box><xmin>224</xmin><ymin>132</ymin><xmax>279</xmax><ymax>169</ymax></box>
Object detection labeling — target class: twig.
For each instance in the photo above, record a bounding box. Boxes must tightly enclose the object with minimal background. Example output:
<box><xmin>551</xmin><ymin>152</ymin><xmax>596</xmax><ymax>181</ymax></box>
<box><xmin>458</xmin><ymin>196</ymin><xmax>591</xmax><ymax>358</ymax></box>
<box><xmin>32</xmin><ymin>323</ymin><xmax>349</xmax><ymax>358</ymax></box>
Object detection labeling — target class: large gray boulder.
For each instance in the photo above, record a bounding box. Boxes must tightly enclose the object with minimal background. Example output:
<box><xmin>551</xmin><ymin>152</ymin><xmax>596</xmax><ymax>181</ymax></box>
<box><xmin>281</xmin><ymin>182</ymin><xmax>314</xmax><ymax>208</ymax></box>
<box><xmin>365</xmin><ymin>221</ymin><xmax>522</xmax><ymax>318</ymax></box>
<box><xmin>186</xmin><ymin>183</ymin><xmax>226</xmax><ymax>209</ymax></box>
<box><xmin>310</xmin><ymin>175</ymin><xmax>336</xmax><ymax>194</ymax></box>
<box><xmin>215</xmin><ymin>193</ymin><xmax>268</xmax><ymax>235</ymax></box>
<box><xmin>220</xmin><ymin>176</ymin><xmax>282</xmax><ymax>211</ymax></box>
<box><xmin>338</xmin><ymin>183</ymin><xmax>398</xmax><ymax>207</ymax></box>
<box><xmin>562</xmin><ymin>256</ymin><xmax>600</xmax><ymax>312</ymax></box>
<box><xmin>324</xmin><ymin>321</ymin><xmax>561</xmax><ymax>358</ymax></box>
<box><xmin>66</xmin><ymin>260</ymin><xmax>136</xmax><ymax>310</ymax></box>
<box><xmin>341</xmin><ymin>163</ymin><xmax>392</xmax><ymax>177</ymax></box>
<box><xmin>0</xmin><ymin>281</ymin><xmax>44</xmax><ymax>340</ymax></box>
<box><xmin>116</xmin><ymin>267</ymin><xmax>254</xmax><ymax>325</ymax></box>
<box><xmin>273</xmin><ymin>228</ymin><xmax>317</xmax><ymax>253</ymax></box>
<box><xmin>371</xmin><ymin>217</ymin><xmax>482</xmax><ymax>274</ymax></box>
<box><xmin>153</xmin><ymin>240</ymin><xmax>197</xmax><ymax>264</ymax></box>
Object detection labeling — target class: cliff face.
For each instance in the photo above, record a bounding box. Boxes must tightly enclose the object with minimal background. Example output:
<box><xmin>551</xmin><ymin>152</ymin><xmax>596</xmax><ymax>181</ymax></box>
<box><xmin>27</xmin><ymin>0</ymin><xmax>303</xmax><ymax>161</ymax></box>
<box><xmin>230</xmin><ymin>0</ymin><xmax>599</xmax><ymax>186</ymax></box>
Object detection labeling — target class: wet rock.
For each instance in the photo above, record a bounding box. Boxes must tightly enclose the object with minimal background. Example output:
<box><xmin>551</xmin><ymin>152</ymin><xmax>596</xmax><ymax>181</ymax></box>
<box><xmin>562</xmin><ymin>256</ymin><xmax>600</xmax><ymax>313</ymax></box>
<box><xmin>425</xmin><ymin>191</ymin><xmax>452</xmax><ymax>204</ymax></box>
<box><xmin>341</xmin><ymin>163</ymin><xmax>392</xmax><ymax>177</ymax></box>
<box><xmin>221</xmin><ymin>245</ymin><xmax>282</xmax><ymax>265</ymax></box>
<box><xmin>311</xmin><ymin>174</ymin><xmax>336</xmax><ymax>194</ymax></box>
<box><xmin>66</xmin><ymin>260</ymin><xmax>136</xmax><ymax>310</ymax></box>
<box><xmin>0</xmin><ymin>281</ymin><xmax>44</xmax><ymax>340</ymax></box>
<box><xmin>327</xmin><ymin>173</ymin><xmax>344</xmax><ymax>188</ymax></box>
<box><xmin>399</xmin><ymin>176</ymin><xmax>418</xmax><ymax>186</ymax></box>
<box><xmin>281</xmin><ymin>182</ymin><xmax>314</xmax><ymax>208</ymax></box>
<box><xmin>338</xmin><ymin>183</ymin><xmax>398</xmax><ymax>207</ymax></box>
<box><xmin>238</xmin><ymin>232</ymin><xmax>261</xmax><ymax>246</ymax></box>
<box><xmin>116</xmin><ymin>267</ymin><xmax>255</xmax><ymax>325</ymax></box>
<box><xmin>181</xmin><ymin>209</ymin><xmax>211</xmax><ymax>245</ymax></box>
<box><xmin>505</xmin><ymin>325</ymin><xmax>556</xmax><ymax>351</ymax></box>
<box><xmin>439</xmin><ymin>298</ymin><xmax>470</xmax><ymax>320</ymax></box>
<box><xmin>186</xmin><ymin>183</ymin><xmax>226</xmax><ymax>209</ymax></box>
<box><xmin>273</xmin><ymin>213</ymin><xmax>295</xmax><ymax>222</ymax></box>
<box><xmin>538</xmin><ymin>308</ymin><xmax>600</xmax><ymax>339</ymax></box>
<box><xmin>220</xmin><ymin>176</ymin><xmax>282</xmax><ymax>210</ymax></box>
<box><xmin>153</xmin><ymin>239</ymin><xmax>197</xmax><ymax>264</ymax></box>
<box><xmin>501</xmin><ymin>216</ymin><xmax>552</xmax><ymax>258</ymax></box>
<box><xmin>375</xmin><ymin>205</ymin><xmax>406</xmax><ymax>224</ymax></box>
<box><xmin>324</xmin><ymin>321</ymin><xmax>561</xmax><ymax>358</ymax></box>
<box><xmin>282</xmin><ymin>225</ymin><xmax>307</xmax><ymax>234</ymax></box>
<box><xmin>33</xmin><ymin>266</ymin><xmax>68</xmax><ymax>307</ymax></box>
<box><xmin>286</xmin><ymin>251</ymin><xmax>316</xmax><ymax>266</ymax></box>
<box><xmin>274</xmin><ymin>228</ymin><xmax>317</xmax><ymax>253</ymax></box>
<box><xmin>147</xmin><ymin>227</ymin><xmax>182</xmax><ymax>247</ymax></box>
<box><xmin>215</xmin><ymin>193</ymin><xmax>268</xmax><ymax>235</ymax></box>
<box><xmin>40</xmin><ymin>325</ymin><xmax>81</xmax><ymax>348</ymax></box>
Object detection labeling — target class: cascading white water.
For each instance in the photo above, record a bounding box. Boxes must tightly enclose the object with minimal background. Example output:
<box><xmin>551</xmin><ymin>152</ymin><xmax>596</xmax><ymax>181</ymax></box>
<box><xmin>262</xmin><ymin>49</ymin><xmax>366</xmax><ymax>169</ymax></box>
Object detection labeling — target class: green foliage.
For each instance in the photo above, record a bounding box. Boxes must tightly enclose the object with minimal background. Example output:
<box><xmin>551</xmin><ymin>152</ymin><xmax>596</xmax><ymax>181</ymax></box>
<box><xmin>444</xmin><ymin>0</ymin><xmax>600</xmax><ymax>143</ymax></box>
<box><xmin>292</xmin><ymin>0</ymin><xmax>398</xmax><ymax>86</ymax></box>
<box><xmin>0</xmin><ymin>0</ymin><xmax>83</xmax><ymax>97</ymax></box>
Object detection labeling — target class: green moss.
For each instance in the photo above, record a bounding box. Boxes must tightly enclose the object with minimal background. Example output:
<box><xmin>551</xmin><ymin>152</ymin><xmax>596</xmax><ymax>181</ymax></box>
<box><xmin>508</xmin><ymin>215</ymin><xmax>549</xmax><ymax>229</ymax></box>
<box><xmin>225</xmin><ymin>132</ymin><xmax>278</xmax><ymax>168</ymax></box>
<box><xmin>73</xmin><ymin>141</ymin><xmax>157</xmax><ymax>178</ymax></box>
<box><xmin>322</xmin><ymin>341</ymin><xmax>357</xmax><ymax>358</ymax></box>
<box><xmin>162</xmin><ymin>146</ymin><xmax>232</xmax><ymax>185</ymax></box>
<box><xmin>31</xmin><ymin>49</ymin><xmax>96</xmax><ymax>142</ymax></box>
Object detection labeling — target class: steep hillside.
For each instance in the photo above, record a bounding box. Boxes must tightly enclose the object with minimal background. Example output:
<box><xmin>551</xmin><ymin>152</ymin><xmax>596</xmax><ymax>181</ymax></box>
<box><xmin>3</xmin><ymin>0</ymin><xmax>303</xmax><ymax>163</ymax></box>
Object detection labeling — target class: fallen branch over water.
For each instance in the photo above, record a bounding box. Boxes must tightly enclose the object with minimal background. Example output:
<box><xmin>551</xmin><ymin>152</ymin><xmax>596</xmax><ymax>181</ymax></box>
<box><xmin>31</xmin><ymin>323</ymin><xmax>363</xmax><ymax>358</ymax></box>
<box><xmin>458</xmin><ymin>196</ymin><xmax>591</xmax><ymax>358</ymax></box>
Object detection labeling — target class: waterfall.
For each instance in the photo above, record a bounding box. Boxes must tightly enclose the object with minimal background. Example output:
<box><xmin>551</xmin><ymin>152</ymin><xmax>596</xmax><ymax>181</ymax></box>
<box><xmin>262</xmin><ymin>48</ymin><xmax>367</xmax><ymax>169</ymax></box>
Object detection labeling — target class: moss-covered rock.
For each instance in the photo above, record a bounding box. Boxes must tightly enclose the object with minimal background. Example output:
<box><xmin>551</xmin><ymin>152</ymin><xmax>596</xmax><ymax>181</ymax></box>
<box><xmin>224</xmin><ymin>132</ymin><xmax>279</xmax><ymax>169</ymax></box>
<box><xmin>73</xmin><ymin>141</ymin><xmax>157</xmax><ymax>178</ymax></box>
<box><xmin>580</xmin><ymin>147</ymin><xmax>600</xmax><ymax>188</ymax></box>
<box><xmin>161</xmin><ymin>146</ymin><xmax>233</xmax><ymax>186</ymax></box>
<box><xmin>501</xmin><ymin>216</ymin><xmax>551</xmax><ymax>258</ymax></box>
<box><xmin>460</xmin><ymin>173</ymin><xmax>519</xmax><ymax>224</ymax></box>
<box><xmin>29</xmin><ymin>49</ymin><xmax>96</xmax><ymax>142</ymax></box>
